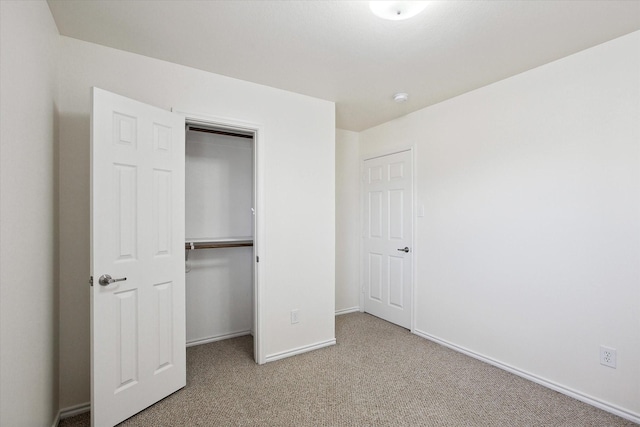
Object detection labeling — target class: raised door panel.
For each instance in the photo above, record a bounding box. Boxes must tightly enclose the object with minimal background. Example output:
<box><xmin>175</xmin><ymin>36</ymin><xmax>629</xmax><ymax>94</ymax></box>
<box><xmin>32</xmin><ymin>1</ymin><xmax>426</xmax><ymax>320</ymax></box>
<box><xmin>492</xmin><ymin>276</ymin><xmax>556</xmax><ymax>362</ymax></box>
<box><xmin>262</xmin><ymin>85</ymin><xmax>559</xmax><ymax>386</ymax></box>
<box><xmin>368</xmin><ymin>191</ymin><xmax>383</xmax><ymax>239</ymax></box>
<box><xmin>152</xmin><ymin>169</ymin><xmax>172</xmax><ymax>257</ymax></box>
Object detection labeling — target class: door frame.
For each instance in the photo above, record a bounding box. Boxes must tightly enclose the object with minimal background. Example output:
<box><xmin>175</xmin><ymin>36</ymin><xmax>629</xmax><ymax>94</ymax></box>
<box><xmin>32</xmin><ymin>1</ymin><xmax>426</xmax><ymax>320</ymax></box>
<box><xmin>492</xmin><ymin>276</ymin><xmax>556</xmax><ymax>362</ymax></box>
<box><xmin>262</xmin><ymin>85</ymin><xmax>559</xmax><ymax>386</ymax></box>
<box><xmin>359</xmin><ymin>145</ymin><xmax>417</xmax><ymax>332</ymax></box>
<box><xmin>173</xmin><ymin>109</ymin><xmax>266</xmax><ymax>364</ymax></box>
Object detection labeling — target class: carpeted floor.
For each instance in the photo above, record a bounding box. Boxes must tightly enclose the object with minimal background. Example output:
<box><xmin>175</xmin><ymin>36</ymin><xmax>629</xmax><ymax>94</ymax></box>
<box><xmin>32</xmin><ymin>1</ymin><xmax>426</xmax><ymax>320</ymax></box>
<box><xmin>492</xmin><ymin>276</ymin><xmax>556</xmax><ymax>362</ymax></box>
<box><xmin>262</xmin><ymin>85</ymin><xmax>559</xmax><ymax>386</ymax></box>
<box><xmin>60</xmin><ymin>312</ymin><xmax>635</xmax><ymax>426</ymax></box>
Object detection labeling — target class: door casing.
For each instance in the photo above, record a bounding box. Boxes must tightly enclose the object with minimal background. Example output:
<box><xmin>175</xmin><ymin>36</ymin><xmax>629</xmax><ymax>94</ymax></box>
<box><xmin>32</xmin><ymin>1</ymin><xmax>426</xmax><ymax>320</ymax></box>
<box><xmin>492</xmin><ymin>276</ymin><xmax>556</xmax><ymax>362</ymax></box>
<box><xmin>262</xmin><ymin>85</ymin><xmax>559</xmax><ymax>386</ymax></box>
<box><xmin>175</xmin><ymin>109</ymin><xmax>266</xmax><ymax>364</ymax></box>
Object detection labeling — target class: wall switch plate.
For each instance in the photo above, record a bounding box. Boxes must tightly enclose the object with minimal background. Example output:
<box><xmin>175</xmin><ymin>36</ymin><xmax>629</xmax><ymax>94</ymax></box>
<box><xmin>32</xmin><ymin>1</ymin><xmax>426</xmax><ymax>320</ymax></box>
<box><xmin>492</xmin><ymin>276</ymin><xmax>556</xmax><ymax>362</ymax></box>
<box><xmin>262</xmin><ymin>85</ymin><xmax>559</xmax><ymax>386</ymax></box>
<box><xmin>600</xmin><ymin>346</ymin><xmax>617</xmax><ymax>368</ymax></box>
<box><xmin>291</xmin><ymin>309</ymin><xmax>300</xmax><ymax>324</ymax></box>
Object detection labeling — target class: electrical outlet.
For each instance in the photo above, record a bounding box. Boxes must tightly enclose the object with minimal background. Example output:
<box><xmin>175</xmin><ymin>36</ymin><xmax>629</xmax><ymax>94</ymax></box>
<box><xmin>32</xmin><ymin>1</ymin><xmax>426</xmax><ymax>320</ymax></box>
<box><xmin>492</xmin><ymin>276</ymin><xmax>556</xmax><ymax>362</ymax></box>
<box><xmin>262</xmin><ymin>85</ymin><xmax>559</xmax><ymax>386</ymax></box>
<box><xmin>291</xmin><ymin>309</ymin><xmax>299</xmax><ymax>324</ymax></box>
<box><xmin>600</xmin><ymin>346</ymin><xmax>617</xmax><ymax>368</ymax></box>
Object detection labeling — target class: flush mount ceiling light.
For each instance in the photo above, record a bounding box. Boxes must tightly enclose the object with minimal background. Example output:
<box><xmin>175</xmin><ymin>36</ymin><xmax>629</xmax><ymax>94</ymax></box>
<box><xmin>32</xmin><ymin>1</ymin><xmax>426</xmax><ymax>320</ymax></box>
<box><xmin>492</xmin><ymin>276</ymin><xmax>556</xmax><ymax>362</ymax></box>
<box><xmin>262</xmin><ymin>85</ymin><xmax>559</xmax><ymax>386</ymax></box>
<box><xmin>370</xmin><ymin>1</ymin><xmax>428</xmax><ymax>21</ymax></box>
<box><xmin>394</xmin><ymin>92</ymin><xmax>409</xmax><ymax>103</ymax></box>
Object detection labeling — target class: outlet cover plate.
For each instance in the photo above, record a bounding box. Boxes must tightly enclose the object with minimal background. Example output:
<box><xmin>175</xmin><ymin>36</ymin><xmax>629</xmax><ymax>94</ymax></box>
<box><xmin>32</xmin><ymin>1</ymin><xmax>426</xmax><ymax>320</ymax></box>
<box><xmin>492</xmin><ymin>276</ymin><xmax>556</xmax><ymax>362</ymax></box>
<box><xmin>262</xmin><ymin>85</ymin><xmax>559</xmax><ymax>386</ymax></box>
<box><xmin>600</xmin><ymin>346</ymin><xmax>617</xmax><ymax>368</ymax></box>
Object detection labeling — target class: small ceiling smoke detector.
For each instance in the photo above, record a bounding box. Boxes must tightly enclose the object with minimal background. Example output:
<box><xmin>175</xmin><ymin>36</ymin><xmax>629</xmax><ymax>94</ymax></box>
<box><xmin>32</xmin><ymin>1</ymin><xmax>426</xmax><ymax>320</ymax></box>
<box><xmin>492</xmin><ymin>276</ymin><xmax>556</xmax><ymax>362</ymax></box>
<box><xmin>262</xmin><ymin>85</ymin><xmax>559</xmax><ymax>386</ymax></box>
<box><xmin>394</xmin><ymin>92</ymin><xmax>409</xmax><ymax>103</ymax></box>
<box><xmin>370</xmin><ymin>1</ymin><xmax>428</xmax><ymax>21</ymax></box>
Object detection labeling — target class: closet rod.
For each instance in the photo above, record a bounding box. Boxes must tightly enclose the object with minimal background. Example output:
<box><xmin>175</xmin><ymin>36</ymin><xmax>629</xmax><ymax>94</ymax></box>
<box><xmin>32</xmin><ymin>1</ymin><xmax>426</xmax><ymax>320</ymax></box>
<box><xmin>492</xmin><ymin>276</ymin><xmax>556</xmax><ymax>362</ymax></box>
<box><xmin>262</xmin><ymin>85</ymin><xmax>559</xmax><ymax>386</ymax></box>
<box><xmin>187</xmin><ymin>125</ymin><xmax>253</xmax><ymax>139</ymax></box>
<box><xmin>185</xmin><ymin>240</ymin><xmax>253</xmax><ymax>250</ymax></box>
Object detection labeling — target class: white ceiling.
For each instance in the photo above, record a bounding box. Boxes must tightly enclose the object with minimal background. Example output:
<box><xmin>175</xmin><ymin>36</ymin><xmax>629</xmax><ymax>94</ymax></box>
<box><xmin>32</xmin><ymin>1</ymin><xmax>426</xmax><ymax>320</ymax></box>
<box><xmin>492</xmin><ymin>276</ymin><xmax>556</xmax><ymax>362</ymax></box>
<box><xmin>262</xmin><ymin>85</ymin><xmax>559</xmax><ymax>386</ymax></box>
<box><xmin>47</xmin><ymin>0</ymin><xmax>640</xmax><ymax>131</ymax></box>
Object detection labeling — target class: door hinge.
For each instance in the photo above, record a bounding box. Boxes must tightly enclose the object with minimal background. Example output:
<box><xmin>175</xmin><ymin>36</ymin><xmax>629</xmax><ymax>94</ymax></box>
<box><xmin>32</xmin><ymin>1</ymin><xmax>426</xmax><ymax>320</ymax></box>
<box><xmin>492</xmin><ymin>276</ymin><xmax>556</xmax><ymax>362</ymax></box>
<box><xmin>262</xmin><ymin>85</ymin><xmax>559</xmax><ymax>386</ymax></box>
<box><xmin>256</xmin><ymin>256</ymin><xmax>259</xmax><ymax>263</ymax></box>
<box><xmin>89</xmin><ymin>276</ymin><xmax>93</xmax><ymax>287</ymax></box>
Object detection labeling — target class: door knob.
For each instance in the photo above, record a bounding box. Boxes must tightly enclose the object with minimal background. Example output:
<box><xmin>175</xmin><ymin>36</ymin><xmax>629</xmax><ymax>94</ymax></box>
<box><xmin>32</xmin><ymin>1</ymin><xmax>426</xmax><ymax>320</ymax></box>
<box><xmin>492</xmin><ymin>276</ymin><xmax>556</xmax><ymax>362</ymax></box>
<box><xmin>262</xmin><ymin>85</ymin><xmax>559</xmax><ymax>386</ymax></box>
<box><xmin>98</xmin><ymin>274</ymin><xmax>127</xmax><ymax>286</ymax></box>
<box><xmin>397</xmin><ymin>247</ymin><xmax>410</xmax><ymax>253</ymax></box>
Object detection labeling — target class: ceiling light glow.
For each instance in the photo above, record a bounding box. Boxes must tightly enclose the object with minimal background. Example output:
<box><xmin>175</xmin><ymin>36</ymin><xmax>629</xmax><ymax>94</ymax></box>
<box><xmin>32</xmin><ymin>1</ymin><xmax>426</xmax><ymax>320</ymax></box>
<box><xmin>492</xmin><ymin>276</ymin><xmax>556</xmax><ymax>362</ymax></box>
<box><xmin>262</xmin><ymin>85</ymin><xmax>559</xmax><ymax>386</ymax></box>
<box><xmin>370</xmin><ymin>1</ymin><xmax>428</xmax><ymax>21</ymax></box>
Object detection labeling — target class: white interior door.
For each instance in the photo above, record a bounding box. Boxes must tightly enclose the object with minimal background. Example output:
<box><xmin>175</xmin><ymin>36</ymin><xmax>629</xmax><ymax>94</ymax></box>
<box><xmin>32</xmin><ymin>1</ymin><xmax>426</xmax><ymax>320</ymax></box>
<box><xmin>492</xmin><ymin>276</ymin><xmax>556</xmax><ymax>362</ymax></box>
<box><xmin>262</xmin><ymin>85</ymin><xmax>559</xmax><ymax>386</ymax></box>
<box><xmin>363</xmin><ymin>150</ymin><xmax>413</xmax><ymax>329</ymax></box>
<box><xmin>91</xmin><ymin>87</ymin><xmax>186</xmax><ymax>426</ymax></box>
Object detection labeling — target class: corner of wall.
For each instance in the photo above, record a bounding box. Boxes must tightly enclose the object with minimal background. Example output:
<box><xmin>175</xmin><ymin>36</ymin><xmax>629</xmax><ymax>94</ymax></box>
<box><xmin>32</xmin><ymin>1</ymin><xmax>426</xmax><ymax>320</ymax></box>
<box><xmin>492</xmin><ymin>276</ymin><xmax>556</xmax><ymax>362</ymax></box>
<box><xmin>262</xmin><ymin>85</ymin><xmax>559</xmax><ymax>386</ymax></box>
<box><xmin>0</xmin><ymin>0</ymin><xmax>62</xmax><ymax>425</ymax></box>
<box><xmin>335</xmin><ymin>129</ymin><xmax>361</xmax><ymax>313</ymax></box>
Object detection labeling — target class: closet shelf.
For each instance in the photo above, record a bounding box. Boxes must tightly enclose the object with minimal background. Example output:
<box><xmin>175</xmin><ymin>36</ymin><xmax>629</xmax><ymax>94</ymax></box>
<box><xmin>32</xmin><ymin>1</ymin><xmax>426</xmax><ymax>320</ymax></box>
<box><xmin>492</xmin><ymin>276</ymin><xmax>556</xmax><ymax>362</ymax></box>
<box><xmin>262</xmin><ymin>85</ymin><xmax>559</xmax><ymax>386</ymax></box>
<box><xmin>185</xmin><ymin>237</ymin><xmax>253</xmax><ymax>250</ymax></box>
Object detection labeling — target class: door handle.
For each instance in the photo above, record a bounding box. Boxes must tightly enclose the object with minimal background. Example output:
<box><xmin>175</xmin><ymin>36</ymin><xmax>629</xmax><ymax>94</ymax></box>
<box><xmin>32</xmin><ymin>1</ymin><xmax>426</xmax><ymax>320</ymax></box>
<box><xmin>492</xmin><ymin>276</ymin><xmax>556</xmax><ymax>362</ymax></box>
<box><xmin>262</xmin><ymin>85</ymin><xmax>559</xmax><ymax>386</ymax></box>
<box><xmin>397</xmin><ymin>247</ymin><xmax>410</xmax><ymax>253</ymax></box>
<box><xmin>98</xmin><ymin>274</ymin><xmax>127</xmax><ymax>286</ymax></box>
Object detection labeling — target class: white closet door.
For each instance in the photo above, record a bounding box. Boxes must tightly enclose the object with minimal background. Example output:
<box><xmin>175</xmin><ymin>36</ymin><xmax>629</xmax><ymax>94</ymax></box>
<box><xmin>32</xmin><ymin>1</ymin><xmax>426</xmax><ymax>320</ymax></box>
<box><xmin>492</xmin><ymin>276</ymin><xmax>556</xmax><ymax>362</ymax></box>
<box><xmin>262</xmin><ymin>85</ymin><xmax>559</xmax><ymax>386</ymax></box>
<box><xmin>363</xmin><ymin>150</ymin><xmax>413</xmax><ymax>329</ymax></box>
<box><xmin>91</xmin><ymin>87</ymin><xmax>185</xmax><ymax>427</ymax></box>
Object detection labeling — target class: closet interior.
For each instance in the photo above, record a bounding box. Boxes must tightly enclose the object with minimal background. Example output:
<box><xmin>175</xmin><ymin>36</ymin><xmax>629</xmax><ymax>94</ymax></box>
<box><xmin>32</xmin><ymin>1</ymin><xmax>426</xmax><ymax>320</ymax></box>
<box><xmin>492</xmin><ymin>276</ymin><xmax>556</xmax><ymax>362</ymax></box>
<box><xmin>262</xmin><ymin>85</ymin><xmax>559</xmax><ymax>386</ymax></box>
<box><xmin>184</xmin><ymin>123</ymin><xmax>255</xmax><ymax>353</ymax></box>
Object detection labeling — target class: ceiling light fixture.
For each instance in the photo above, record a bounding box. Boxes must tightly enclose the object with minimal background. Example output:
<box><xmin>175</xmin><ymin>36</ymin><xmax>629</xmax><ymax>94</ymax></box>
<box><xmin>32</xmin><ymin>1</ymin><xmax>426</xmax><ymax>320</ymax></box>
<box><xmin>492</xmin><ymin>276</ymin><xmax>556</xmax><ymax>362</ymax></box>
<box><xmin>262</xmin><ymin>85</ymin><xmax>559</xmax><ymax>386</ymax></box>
<box><xmin>394</xmin><ymin>92</ymin><xmax>409</xmax><ymax>103</ymax></box>
<box><xmin>370</xmin><ymin>1</ymin><xmax>428</xmax><ymax>21</ymax></box>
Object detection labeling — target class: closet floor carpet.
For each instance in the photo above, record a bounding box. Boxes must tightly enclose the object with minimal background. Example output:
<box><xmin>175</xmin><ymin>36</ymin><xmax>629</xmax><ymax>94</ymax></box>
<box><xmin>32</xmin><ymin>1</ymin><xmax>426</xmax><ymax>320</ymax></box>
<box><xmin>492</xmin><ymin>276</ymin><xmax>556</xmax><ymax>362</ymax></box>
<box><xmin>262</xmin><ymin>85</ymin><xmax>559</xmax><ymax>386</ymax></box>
<box><xmin>60</xmin><ymin>312</ymin><xmax>635</xmax><ymax>426</ymax></box>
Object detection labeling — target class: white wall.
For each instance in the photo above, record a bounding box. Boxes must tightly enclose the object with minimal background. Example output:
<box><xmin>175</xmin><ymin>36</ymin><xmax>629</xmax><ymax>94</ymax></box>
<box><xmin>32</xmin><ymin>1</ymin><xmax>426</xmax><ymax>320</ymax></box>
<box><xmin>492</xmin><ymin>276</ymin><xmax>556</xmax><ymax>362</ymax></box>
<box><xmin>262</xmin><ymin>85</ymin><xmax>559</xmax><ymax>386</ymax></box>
<box><xmin>335</xmin><ymin>129</ymin><xmax>361</xmax><ymax>313</ymax></box>
<box><xmin>0</xmin><ymin>1</ymin><xmax>60</xmax><ymax>425</ymax></box>
<box><xmin>185</xmin><ymin>132</ymin><xmax>253</xmax><ymax>239</ymax></box>
<box><xmin>58</xmin><ymin>36</ymin><xmax>335</xmax><ymax>407</ymax></box>
<box><xmin>360</xmin><ymin>31</ymin><xmax>640</xmax><ymax>419</ymax></box>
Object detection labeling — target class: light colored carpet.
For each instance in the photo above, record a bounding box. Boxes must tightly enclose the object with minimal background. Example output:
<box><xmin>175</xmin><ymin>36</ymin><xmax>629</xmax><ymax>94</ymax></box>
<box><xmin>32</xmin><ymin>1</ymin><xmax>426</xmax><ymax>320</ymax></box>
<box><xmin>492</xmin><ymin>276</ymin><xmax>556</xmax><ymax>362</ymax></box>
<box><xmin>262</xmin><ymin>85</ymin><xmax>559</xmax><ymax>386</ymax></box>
<box><xmin>60</xmin><ymin>312</ymin><xmax>636</xmax><ymax>426</ymax></box>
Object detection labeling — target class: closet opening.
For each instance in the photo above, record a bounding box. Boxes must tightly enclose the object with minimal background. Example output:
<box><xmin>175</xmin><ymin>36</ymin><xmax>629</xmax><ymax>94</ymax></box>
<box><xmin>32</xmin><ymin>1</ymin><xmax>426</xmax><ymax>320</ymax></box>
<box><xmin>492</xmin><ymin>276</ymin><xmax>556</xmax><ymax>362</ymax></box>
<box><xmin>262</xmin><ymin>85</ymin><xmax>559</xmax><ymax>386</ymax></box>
<box><xmin>183</xmin><ymin>118</ymin><xmax>261</xmax><ymax>363</ymax></box>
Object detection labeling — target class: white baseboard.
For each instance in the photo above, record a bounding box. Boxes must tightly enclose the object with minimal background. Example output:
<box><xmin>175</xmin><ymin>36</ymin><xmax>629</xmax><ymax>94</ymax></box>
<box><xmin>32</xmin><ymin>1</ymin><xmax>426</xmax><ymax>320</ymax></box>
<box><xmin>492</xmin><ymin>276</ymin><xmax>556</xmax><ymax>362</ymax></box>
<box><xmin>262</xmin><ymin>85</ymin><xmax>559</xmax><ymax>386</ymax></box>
<box><xmin>186</xmin><ymin>330</ymin><xmax>252</xmax><ymax>347</ymax></box>
<box><xmin>335</xmin><ymin>306</ymin><xmax>360</xmax><ymax>316</ymax></box>
<box><xmin>265</xmin><ymin>338</ymin><xmax>336</xmax><ymax>363</ymax></box>
<box><xmin>413</xmin><ymin>328</ymin><xmax>640</xmax><ymax>424</ymax></box>
<box><xmin>51</xmin><ymin>411</ymin><xmax>61</xmax><ymax>427</ymax></box>
<box><xmin>52</xmin><ymin>402</ymin><xmax>90</xmax><ymax>426</ymax></box>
